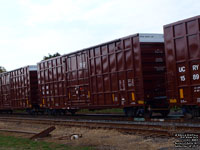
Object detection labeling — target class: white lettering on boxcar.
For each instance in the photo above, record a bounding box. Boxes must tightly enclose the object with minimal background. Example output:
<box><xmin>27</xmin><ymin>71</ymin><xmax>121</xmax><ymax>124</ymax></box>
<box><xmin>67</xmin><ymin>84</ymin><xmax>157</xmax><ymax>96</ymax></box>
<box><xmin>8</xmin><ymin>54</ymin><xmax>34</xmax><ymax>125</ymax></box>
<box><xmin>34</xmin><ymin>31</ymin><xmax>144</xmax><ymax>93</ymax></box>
<box><xmin>154</xmin><ymin>66</ymin><xmax>165</xmax><ymax>71</ymax></box>
<box><xmin>193</xmin><ymin>74</ymin><xmax>199</xmax><ymax>80</ymax></box>
<box><xmin>128</xmin><ymin>79</ymin><xmax>134</xmax><ymax>87</ymax></box>
<box><xmin>192</xmin><ymin>65</ymin><xmax>199</xmax><ymax>71</ymax></box>
<box><xmin>155</xmin><ymin>58</ymin><xmax>163</xmax><ymax>62</ymax></box>
<box><xmin>121</xmin><ymin>98</ymin><xmax>125</xmax><ymax>105</ymax></box>
<box><xmin>194</xmin><ymin>86</ymin><xmax>200</xmax><ymax>92</ymax></box>
<box><xmin>79</xmin><ymin>62</ymin><xmax>86</xmax><ymax>69</ymax></box>
<box><xmin>115</xmin><ymin>97</ymin><xmax>118</xmax><ymax>102</ymax></box>
<box><xmin>155</xmin><ymin>49</ymin><xmax>163</xmax><ymax>54</ymax></box>
<box><xmin>178</xmin><ymin>66</ymin><xmax>185</xmax><ymax>72</ymax></box>
<box><xmin>192</xmin><ymin>65</ymin><xmax>200</xmax><ymax>81</ymax></box>
<box><xmin>180</xmin><ymin>99</ymin><xmax>187</xmax><ymax>103</ymax></box>
<box><xmin>180</xmin><ymin>75</ymin><xmax>186</xmax><ymax>81</ymax></box>
<box><xmin>197</xmin><ymin>98</ymin><xmax>200</xmax><ymax>103</ymax></box>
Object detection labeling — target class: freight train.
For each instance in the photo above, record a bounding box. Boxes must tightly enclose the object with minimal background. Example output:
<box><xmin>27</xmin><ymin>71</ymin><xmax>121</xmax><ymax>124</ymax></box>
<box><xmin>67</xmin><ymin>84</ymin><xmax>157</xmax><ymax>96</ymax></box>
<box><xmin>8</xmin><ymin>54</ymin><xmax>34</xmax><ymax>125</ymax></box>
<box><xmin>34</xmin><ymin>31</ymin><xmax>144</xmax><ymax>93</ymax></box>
<box><xmin>0</xmin><ymin>15</ymin><xmax>200</xmax><ymax>118</ymax></box>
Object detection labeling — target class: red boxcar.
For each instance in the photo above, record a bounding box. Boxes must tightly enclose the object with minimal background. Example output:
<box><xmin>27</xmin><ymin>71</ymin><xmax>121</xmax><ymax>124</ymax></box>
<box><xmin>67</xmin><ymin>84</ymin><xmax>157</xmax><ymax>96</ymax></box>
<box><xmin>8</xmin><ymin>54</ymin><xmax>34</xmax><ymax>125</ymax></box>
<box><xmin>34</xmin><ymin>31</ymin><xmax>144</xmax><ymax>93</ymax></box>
<box><xmin>37</xmin><ymin>56</ymin><xmax>67</xmax><ymax>114</ymax></box>
<box><xmin>0</xmin><ymin>72</ymin><xmax>11</xmax><ymax>111</ymax></box>
<box><xmin>164</xmin><ymin>15</ymin><xmax>200</xmax><ymax>116</ymax></box>
<box><xmin>38</xmin><ymin>33</ymin><xmax>168</xmax><ymax>116</ymax></box>
<box><xmin>0</xmin><ymin>66</ymin><xmax>39</xmax><ymax>112</ymax></box>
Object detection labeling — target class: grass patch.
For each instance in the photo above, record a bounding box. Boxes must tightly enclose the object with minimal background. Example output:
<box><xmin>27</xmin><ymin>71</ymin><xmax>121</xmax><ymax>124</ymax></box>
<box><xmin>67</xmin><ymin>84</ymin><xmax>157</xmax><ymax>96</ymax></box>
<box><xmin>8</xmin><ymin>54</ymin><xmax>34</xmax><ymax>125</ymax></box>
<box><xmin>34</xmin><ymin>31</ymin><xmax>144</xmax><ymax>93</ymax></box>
<box><xmin>0</xmin><ymin>134</ymin><xmax>93</xmax><ymax>150</ymax></box>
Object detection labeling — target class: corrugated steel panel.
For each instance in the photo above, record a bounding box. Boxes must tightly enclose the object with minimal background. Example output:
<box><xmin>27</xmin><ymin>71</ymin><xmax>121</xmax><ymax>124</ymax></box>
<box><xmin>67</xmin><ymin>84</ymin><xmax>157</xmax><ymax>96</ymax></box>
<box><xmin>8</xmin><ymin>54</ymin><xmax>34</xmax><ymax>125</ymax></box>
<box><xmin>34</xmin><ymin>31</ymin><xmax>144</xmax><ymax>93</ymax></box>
<box><xmin>38</xmin><ymin>33</ymin><xmax>167</xmax><ymax>110</ymax></box>
<box><xmin>0</xmin><ymin>66</ymin><xmax>39</xmax><ymax>110</ymax></box>
<box><xmin>0</xmin><ymin>72</ymin><xmax>11</xmax><ymax>109</ymax></box>
<box><xmin>88</xmin><ymin>34</ymin><xmax>166</xmax><ymax>108</ymax></box>
<box><xmin>65</xmin><ymin>51</ymin><xmax>90</xmax><ymax>108</ymax></box>
<box><xmin>37</xmin><ymin>56</ymin><xmax>67</xmax><ymax>109</ymax></box>
<box><xmin>164</xmin><ymin>15</ymin><xmax>200</xmax><ymax>106</ymax></box>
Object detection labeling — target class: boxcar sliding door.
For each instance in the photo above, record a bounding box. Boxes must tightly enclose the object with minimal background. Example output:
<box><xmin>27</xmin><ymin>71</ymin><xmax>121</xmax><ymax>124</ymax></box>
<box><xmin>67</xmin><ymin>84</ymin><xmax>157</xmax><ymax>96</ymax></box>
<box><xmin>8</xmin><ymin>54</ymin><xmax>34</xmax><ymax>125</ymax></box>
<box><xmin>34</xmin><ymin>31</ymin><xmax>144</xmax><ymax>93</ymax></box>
<box><xmin>66</xmin><ymin>52</ymin><xmax>90</xmax><ymax>108</ymax></box>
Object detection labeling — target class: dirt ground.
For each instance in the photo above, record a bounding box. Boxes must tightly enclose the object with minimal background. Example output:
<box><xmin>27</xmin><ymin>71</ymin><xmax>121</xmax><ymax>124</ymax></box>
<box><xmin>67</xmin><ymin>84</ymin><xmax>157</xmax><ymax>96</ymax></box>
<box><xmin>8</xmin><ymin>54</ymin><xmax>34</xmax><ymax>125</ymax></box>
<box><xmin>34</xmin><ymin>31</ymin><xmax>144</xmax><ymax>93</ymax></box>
<box><xmin>0</xmin><ymin>121</ymin><xmax>176</xmax><ymax>150</ymax></box>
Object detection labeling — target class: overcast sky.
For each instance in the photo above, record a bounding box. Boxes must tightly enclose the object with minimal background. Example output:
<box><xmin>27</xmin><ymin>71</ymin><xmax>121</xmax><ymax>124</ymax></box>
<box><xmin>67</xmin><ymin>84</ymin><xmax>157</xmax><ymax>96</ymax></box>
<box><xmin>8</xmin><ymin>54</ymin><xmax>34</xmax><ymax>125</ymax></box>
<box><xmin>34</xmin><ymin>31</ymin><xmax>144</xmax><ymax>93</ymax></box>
<box><xmin>0</xmin><ymin>0</ymin><xmax>199</xmax><ymax>71</ymax></box>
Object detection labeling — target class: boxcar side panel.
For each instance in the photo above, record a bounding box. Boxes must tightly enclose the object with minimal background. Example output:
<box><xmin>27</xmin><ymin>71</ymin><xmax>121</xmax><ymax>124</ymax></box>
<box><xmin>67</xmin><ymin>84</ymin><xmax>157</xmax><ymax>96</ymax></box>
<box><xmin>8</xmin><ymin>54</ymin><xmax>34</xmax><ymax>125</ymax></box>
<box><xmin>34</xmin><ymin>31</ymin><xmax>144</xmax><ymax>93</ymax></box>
<box><xmin>0</xmin><ymin>72</ymin><xmax>11</xmax><ymax>109</ymax></box>
<box><xmin>65</xmin><ymin>51</ymin><xmax>90</xmax><ymax>108</ymax></box>
<box><xmin>88</xmin><ymin>35</ymin><xmax>144</xmax><ymax>108</ymax></box>
<box><xmin>0</xmin><ymin>75</ymin><xmax>2</xmax><ymax>109</ymax></box>
<box><xmin>0</xmin><ymin>75</ymin><xmax>2</xmax><ymax>108</ymax></box>
<box><xmin>38</xmin><ymin>57</ymin><xmax>67</xmax><ymax>109</ymax></box>
<box><xmin>9</xmin><ymin>66</ymin><xmax>38</xmax><ymax>109</ymax></box>
<box><xmin>164</xmin><ymin>15</ymin><xmax>200</xmax><ymax>106</ymax></box>
<box><xmin>10</xmin><ymin>67</ymin><xmax>29</xmax><ymax>109</ymax></box>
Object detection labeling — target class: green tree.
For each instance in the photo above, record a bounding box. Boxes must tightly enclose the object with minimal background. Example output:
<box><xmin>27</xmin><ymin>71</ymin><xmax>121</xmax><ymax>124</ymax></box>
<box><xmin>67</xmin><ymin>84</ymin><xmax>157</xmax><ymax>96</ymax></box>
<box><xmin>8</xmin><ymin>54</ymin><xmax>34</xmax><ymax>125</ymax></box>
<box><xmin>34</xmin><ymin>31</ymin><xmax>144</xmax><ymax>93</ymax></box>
<box><xmin>43</xmin><ymin>52</ymin><xmax>61</xmax><ymax>60</ymax></box>
<box><xmin>0</xmin><ymin>66</ymin><xmax>6</xmax><ymax>73</ymax></box>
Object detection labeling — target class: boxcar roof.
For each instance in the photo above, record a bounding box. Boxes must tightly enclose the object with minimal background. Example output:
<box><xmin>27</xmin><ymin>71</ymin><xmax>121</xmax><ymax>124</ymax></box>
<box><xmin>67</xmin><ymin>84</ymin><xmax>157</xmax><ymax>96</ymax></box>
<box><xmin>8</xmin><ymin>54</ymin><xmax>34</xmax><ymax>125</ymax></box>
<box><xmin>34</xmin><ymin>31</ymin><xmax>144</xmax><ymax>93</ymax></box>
<box><xmin>164</xmin><ymin>15</ymin><xmax>200</xmax><ymax>28</ymax></box>
<box><xmin>39</xmin><ymin>33</ymin><xmax>163</xmax><ymax>63</ymax></box>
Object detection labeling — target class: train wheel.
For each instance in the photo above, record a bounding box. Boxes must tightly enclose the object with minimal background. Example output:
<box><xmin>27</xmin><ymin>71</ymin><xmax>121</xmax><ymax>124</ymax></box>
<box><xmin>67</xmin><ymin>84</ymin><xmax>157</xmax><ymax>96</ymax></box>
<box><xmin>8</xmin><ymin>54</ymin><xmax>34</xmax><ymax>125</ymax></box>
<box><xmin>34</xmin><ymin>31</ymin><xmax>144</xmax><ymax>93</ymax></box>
<box><xmin>27</xmin><ymin>109</ymin><xmax>33</xmax><ymax>115</ymax></box>
<box><xmin>160</xmin><ymin>110</ymin><xmax>170</xmax><ymax>118</ymax></box>
<box><xmin>123</xmin><ymin>107</ymin><xmax>136</xmax><ymax>117</ymax></box>
<box><xmin>144</xmin><ymin>111</ymin><xmax>152</xmax><ymax>118</ymax></box>
<box><xmin>47</xmin><ymin>109</ymin><xmax>52</xmax><ymax>116</ymax></box>
<box><xmin>61</xmin><ymin>110</ymin><xmax>67</xmax><ymax>115</ymax></box>
<box><xmin>51</xmin><ymin>109</ymin><xmax>57</xmax><ymax>116</ymax></box>
<box><xmin>191</xmin><ymin>108</ymin><xmax>200</xmax><ymax>117</ymax></box>
<box><xmin>183</xmin><ymin>106</ymin><xmax>199</xmax><ymax>118</ymax></box>
<box><xmin>8</xmin><ymin>110</ymin><xmax>13</xmax><ymax>114</ymax></box>
<box><xmin>144</xmin><ymin>105</ymin><xmax>152</xmax><ymax>118</ymax></box>
<box><xmin>69</xmin><ymin>110</ymin><xmax>77</xmax><ymax>115</ymax></box>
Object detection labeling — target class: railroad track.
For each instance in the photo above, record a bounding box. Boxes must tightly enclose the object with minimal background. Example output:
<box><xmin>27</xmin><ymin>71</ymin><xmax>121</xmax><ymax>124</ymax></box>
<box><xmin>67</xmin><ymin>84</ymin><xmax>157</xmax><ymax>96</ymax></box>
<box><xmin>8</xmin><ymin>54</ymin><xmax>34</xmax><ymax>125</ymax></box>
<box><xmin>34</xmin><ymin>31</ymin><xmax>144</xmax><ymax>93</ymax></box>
<box><xmin>0</xmin><ymin>116</ymin><xmax>200</xmax><ymax>138</ymax></box>
<box><xmin>0</xmin><ymin>111</ymin><xmax>199</xmax><ymax>126</ymax></box>
<box><xmin>0</xmin><ymin>112</ymin><xmax>187</xmax><ymax>122</ymax></box>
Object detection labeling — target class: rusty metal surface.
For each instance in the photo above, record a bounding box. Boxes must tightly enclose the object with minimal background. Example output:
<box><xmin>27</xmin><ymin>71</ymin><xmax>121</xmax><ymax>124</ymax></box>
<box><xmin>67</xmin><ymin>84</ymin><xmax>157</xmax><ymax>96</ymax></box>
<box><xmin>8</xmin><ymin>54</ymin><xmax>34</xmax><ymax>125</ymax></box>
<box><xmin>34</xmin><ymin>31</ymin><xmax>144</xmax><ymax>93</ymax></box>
<box><xmin>30</xmin><ymin>126</ymin><xmax>56</xmax><ymax>139</ymax></box>
<box><xmin>0</xmin><ymin>72</ymin><xmax>11</xmax><ymax>109</ymax></box>
<box><xmin>38</xmin><ymin>33</ymin><xmax>167</xmax><ymax>110</ymax></box>
<box><xmin>88</xmin><ymin>34</ymin><xmax>166</xmax><ymax>109</ymax></box>
<box><xmin>0</xmin><ymin>129</ymin><xmax>38</xmax><ymax>134</ymax></box>
<box><xmin>164</xmin><ymin>15</ymin><xmax>200</xmax><ymax>106</ymax></box>
<box><xmin>0</xmin><ymin>66</ymin><xmax>39</xmax><ymax>110</ymax></box>
<box><xmin>37</xmin><ymin>56</ymin><xmax>67</xmax><ymax>109</ymax></box>
<box><xmin>65</xmin><ymin>51</ymin><xmax>90</xmax><ymax>108</ymax></box>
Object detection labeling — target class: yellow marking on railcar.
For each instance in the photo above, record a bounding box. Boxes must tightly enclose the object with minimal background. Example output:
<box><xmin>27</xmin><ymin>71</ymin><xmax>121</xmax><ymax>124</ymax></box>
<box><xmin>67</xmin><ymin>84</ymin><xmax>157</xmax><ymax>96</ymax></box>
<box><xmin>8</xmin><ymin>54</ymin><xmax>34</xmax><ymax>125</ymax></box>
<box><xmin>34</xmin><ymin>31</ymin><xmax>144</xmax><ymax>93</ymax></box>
<box><xmin>26</xmin><ymin>100</ymin><xmax>29</xmax><ymax>105</ymax></box>
<box><xmin>170</xmin><ymin>99</ymin><xmax>177</xmax><ymax>103</ymax></box>
<box><xmin>42</xmin><ymin>99</ymin><xmax>45</xmax><ymax>105</ymax></box>
<box><xmin>138</xmin><ymin>100</ymin><xmax>144</xmax><ymax>104</ymax></box>
<box><xmin>179</xmin><ymin>89</ymin><xmax>184</xmax><ymax>99</ymax></box>
<box><xmin>131</xmin><ymin>92</ymin><xmax>135</xmax><ymax>101</ymax></box>
<box><xmin>112</xmin><ymin>94</ymin><xmax>115</xmax><ymax>102</ymax></box>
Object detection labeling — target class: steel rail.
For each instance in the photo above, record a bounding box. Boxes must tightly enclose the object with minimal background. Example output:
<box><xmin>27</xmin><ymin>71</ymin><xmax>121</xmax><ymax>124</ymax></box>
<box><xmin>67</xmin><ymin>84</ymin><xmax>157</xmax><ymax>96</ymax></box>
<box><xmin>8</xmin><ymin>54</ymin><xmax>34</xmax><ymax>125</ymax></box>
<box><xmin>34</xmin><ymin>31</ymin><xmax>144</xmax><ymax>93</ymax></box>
<box><xmin>0</xmin><ymin>116</ymin><xmax>199</xmax><ymax>138</ymax></box>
